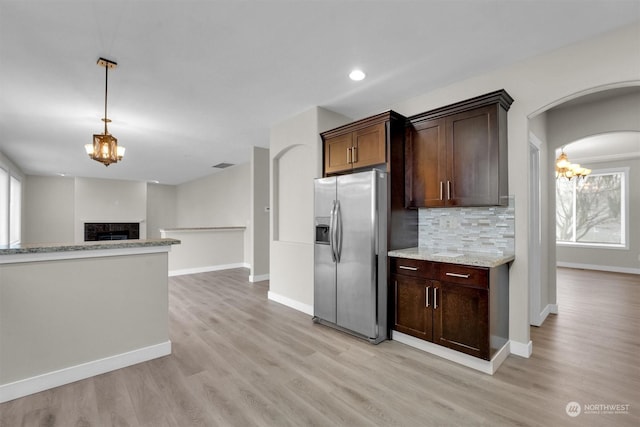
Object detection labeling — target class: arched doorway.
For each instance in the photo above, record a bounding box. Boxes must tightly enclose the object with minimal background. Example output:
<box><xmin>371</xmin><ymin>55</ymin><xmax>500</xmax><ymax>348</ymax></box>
<box><xmin>527</xmin><ymin>84</ymin><xmax>640</xmax><ymax>326</ymax></box>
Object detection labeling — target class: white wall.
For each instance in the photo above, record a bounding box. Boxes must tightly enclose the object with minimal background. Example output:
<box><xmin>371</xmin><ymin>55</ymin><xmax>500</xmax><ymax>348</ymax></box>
<box><xmin>146</xmin><ymin>183</ymin><xmax>177</xmax><ymax>239</ymax></box>
<box><xmin>23</xmin><ymin>176</ymin><xmax>75</xmax><ymax>243</ymax></box>
<box><xmin>528</xmin><ymin>114</ymin><xmax>554</xmax><ymax>325</ymax></box>
<box><xmin>175</xmin><ymin>163</ymin><xmax>250</xmax><ymax>227</ymax></box>
<box><xmin>24</xmin><ymin>176</ymin><xmax>148</xmax><ymax>244</ymax></box>
<box><xmin>0</xmin><ymin>251</ymin><xmax>170</xmax><ymax>399</ymax></box>
<box><xmin>268</xmin><ymin>107</ymin><xmax>351</xmax><ymax>314</ymax></box>
<box><xmin>74</xmin><ymin>177</ymin><xmax>147</xmax><ymax>242</ymax></box>
<box><xmin>175</xmin><ymin>162</ymin><xmax>251</xmax><ymax>265</ymax></box>
<box><xmin>250</xmin><ymin>146</ymin><xmax>270</xmax><ymax>281</ymax></box>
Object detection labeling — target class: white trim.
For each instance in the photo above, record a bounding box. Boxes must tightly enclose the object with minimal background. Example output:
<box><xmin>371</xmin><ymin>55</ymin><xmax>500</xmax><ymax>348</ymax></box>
<box><xmin>556</xmin><ymin>241</ymin><xmax>628</xmax><ymax>250</ymax></box>
<box><xmin>531</xmin><ymin>303</ymin><xmax>559</xmax><ymax>327</ymax></box>
<box><xmin>391</xmin><ymin>331</ymin><xmax>510</xmax><ymax>375</ymax></box>
<box><xmin>168</xmin><ymin>263</ymin><xmax>247</xmax><ymax>277</ymax></box>
<box><xmin>509</xmin><ymin>340</ymin><xmax>533</xmax><ymax>358</ymax></box>
<box><xmin>0</xmin><ymin>245</ymin><xmax>171</xmax><ymax>264</ymax></box>
<box><xmin>249</xmin><ymin>273</ymin><xmax>270</xmax><ymax>283</ymax></box>
<box><xmin>267</xmin><ymin>291</ymin><xmax>314</xmax><ymax>316</ymax></box>
<box><xmin>528</xmin><ymin>130</ymin><xmax>543</xmax><ymax>149</ymax></box>
<box><xmin>572</xmin><ymin>151</ymin><xmax>640</xmax><ymax>164</ymax></box>
<box><xmin>0</xmin><ymin>341</ymin><xmax>171</xmax><ymax>404</ymax></box>
<box><xmin>557</xmin><ymin>261</ymin><xmax>640</xmax><ymax>275</ymax></box>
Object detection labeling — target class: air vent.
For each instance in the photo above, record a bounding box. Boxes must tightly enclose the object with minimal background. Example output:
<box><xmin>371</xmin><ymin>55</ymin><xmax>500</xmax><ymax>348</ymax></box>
<box><xmin>212</xmin><ymin>162</ymin><xmax>234</xmax><ymax>169</ymax></box>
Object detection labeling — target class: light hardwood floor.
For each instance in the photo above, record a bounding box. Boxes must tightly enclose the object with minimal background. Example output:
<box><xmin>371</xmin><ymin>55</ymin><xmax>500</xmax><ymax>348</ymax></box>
<box><xmin>1</xmin><ymin>267</ymin><xmax>638</xmax><ymax>426</ymax></box>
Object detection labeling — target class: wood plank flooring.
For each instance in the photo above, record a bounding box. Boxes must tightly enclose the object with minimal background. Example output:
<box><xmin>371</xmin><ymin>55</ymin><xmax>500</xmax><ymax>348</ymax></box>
<box><xmin>1</xmin><ymin>267</ymin><xmax>638</xmax><ymax>426</ymax></box>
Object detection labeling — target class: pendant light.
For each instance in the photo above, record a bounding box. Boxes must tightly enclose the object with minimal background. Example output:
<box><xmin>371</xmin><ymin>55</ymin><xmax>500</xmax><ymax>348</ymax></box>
<box><xmin>85</xmin><ymin>58</ymin><xmax>125</xmax><ymax>166</ymax></box>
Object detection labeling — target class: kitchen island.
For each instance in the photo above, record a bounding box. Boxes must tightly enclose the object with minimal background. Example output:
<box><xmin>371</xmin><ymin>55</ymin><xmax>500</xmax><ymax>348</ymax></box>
<box><xmin>0</xmin><ymin>238</ymin><xmax>179</xmax><ymax>403</ymax></box>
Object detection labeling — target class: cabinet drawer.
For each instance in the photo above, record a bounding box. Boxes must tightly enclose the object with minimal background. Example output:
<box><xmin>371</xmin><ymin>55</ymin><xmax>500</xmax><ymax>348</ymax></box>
<box><xmin>390</xmin><ymin>257</ymin><xmax>437</xmax><ymax>277</ymax></box>
<box><xmin>438</xmin><ymin>264</ymin><xmax>488</xmax><ymax>288</ymax></box>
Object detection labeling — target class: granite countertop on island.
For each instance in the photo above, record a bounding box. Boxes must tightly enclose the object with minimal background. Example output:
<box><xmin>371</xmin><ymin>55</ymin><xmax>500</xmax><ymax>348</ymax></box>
<box><xmin>0</xmin><ymin>238</ymin><xmax>181</xmax><ymax>256</ymax></box>
<box><xmin>388</xmin><ymin>247</ymin><xmax>514</xmax><ymax>268</ymax></box>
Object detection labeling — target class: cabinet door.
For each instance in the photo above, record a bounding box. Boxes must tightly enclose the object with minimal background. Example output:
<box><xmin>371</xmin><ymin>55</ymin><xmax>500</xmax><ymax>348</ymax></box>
<box><xmin>352</xmin><ymin>123</ymin><xmax>386</xmax><ymax>169</ymax></box>
<box><xmin>324</xmin><ymin>133</ymin><xmax>353</xmax><ymax>174</ymax></box>
<box><xmin>405</xmin><ymin>119</ymin><xmax>446</xmax><ymax>207</ymax></box>
<box><xmin>433</xmin><ymin>281</ymin><xmax>489</xmax><ymax>360</ymax></box>
<box><xmin>446</xmin><ymin>105</ymin><xmax>500</xmax><ymax>206</ymax></box>
<box><xmin>393</xmin><ymin>274</ymin><xmax>432</xmax><ymax>340</ymax></box>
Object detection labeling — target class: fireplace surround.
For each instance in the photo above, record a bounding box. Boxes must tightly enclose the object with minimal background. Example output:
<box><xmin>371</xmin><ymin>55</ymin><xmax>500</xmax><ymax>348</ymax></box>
<box><xmin>84</xmin><ymin>222</ymin><xmax>140</xmax><ymax>241</ymax></box>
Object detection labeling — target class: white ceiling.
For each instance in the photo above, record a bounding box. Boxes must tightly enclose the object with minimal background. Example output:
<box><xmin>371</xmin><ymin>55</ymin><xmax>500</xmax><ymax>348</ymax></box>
<box><xmin>1</xmin><ymin>1</ymin><xmax>639</xmax><ymax>185</ymax></box>
<box><xmin>560</xmin><ymin>131</ymin><xmax>640</xmax><ymax>164</ymax></box>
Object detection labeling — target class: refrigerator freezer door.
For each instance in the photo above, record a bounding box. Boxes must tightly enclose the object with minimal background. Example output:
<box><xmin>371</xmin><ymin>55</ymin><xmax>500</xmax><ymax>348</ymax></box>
<box><xmin>314</xmin><ymin>177</ymin><xmax>337</xmax><ymax>323</ymax></box>
<box><xmin>335</xmin><ymin>171</ymin><xmax>380</xmax><ymax>338</ymax></box>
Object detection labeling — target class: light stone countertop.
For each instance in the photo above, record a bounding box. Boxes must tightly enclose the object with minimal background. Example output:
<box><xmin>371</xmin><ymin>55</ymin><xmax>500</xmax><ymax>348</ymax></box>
<box><xmin>160</xmin><ymin>226</ymin><xmax>245</xmax><ymax>232</ymax></box>
<box><xmin>0</xmin><ymin>238</ymin><xmax>181</xmax><ymax>256</ymax></box>
<box><xmin>388</xmin><ymin>247</ymin><xmax>514</xmax><ymax>268</ymax></box>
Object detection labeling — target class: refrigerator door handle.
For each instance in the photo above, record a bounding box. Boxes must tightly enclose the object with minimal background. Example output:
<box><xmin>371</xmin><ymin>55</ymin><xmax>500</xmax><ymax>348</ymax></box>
<box><xmin>329</xmin><ymin>200</ymin><xmax>337</xmax><ymax>262</ymax></box>
<box><xmin>335</xmin><ymin>200</ymin><xmax>342</xmax><ymax>262</ymax></box>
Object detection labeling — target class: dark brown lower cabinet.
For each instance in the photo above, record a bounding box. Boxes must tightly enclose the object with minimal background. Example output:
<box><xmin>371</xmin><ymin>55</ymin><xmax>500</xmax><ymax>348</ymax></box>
<box><xmin>393</xmin><ymin>274</ymin><xmax>434</xmax><ymax>341</ymax></box>
<box><xmin>434</xmin><ymin>281</ymin><xmax>489</xmax><ymax>359</ymax></box>
<box><xmin>391</xmin><ymin>257</ymin><xmax>508</xmax><ymax>361</ymax></box>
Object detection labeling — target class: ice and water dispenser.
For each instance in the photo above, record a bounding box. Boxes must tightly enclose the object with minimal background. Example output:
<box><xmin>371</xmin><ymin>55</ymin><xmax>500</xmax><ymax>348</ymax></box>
<box><xmin>315</xmin><ymin>217</ymin><xmax>330</xmax><ymax>244</ymax></box>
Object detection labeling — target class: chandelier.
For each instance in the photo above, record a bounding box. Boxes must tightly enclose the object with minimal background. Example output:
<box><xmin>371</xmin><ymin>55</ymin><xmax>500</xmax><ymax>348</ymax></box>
<box><xmin>84</xmin><ymin>58</ymin><xmax>125</xmax><ymax>166</ymax></box>
<box><xmin>555</xmin><ymin>149</ymin><xmax>591</xmax><ymax>180</ymax></box>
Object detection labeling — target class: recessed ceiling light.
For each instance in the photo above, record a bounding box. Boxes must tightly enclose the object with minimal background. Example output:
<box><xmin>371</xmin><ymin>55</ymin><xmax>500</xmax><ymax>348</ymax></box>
<box><xmin>349</xmin><ymin>69</ymin><xmax>366</xmax><ymax>81</ymax></box>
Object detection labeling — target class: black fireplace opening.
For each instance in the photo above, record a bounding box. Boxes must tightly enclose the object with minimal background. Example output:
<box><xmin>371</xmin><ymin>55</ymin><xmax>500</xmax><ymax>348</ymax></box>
<box><xmin>84</xmin><ymin>223</ymin><xmax>140</xmax><ymax>242</ymax></box>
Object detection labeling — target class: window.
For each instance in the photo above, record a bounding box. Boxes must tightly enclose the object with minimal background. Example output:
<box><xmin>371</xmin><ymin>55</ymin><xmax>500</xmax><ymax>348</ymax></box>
<box><xmin>10</xmin><ymin>175</ymin><xmax>21</xmax><ymax>245</ymax></box>
<box><xmin>556</xmin><ymin>168</ymin><xmax>627</xmax><ymax>247</ymax></box>
<box><xmin>0</xmin><ymin>168</ymin><xmax>7</xmax><ymax>245</ymax></box>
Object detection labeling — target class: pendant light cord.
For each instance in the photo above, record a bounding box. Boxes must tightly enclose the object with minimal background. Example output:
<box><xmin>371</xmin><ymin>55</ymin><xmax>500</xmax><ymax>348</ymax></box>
<box><xmin>104</xmin><ymin>63</ymin><xmax>109</xmax><ymax>134</ymax></box>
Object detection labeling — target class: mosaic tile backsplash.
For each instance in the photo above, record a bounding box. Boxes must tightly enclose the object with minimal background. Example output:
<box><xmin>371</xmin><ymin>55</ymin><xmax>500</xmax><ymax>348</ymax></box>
<box><xmin>418</xmin><ymin>197</ymin><xmax>515</xmax><ymax>255</ymax></box>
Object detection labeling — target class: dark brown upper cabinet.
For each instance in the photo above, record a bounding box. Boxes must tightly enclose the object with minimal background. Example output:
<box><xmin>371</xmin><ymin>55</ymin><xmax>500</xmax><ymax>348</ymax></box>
<box><xmin>405</xmin><ymin>90</ymin><xmax>513</xmax><ymax>208</ymax></box>
<box><xmin>323</xmin><ymin>120</ymin><xmax>388</xmax><ymax>175</ymax></box>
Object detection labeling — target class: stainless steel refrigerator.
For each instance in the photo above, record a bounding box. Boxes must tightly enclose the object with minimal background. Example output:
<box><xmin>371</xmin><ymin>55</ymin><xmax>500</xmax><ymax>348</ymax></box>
<box><xmin>313</xmin><ymin>170</ymin><xmax>388</xmax><ymax>344</ymax></box>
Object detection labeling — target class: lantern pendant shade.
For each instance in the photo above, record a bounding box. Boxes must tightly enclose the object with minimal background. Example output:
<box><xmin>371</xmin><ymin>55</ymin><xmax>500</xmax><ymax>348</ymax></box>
<box><xmin>91</xmin><ymin>133</ymin><xmax>119</xmax><ymax>165</ymax></box>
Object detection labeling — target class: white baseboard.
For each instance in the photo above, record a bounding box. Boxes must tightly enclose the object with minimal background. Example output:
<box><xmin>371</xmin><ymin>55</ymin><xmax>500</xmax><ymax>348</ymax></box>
<box><xmin>249</xmin><ymin>273</ymin><xmax>270</xmax><ymax>283</ymax></box>
<box><xmin>531</xmin><ymin>303</ymin><xmax>559</xmax><ymax>326</ymax></box>
<box><xmin>509</xmin><ymin>340</ymin><xmax>533</xmax><ymax>358</ymax></box>
<box><xmin>267</xmin><ymin>291</ymin><xmax>313</xmax><ymax>316</ymax></box>
<box><xmin>391</xmin><ymin>331</ymin><xmax>510</xmax><ymax>375</ymax></box>
<box><xmin>168</xmin><ymin>263</ymin><xmax>247</xmax><ymax>277</ymax></box>
<box><xmin>557</xmin><ymin>262</ymin><xmax>640</xmax><ymax>275</ymax></box>
<box><xmin>0</xmin><ymin>341</ymin><xmax>171</xmax><ymax>404</ymax></box>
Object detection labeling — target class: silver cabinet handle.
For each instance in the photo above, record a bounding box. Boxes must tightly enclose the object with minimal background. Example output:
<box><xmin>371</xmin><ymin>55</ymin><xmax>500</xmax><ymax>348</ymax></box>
<box><xmin>439</xmin><ymin>181</ymin><xmax>444</xmax><ymax>201</ymax></box>
<box><xmin>445</xmin><ymin>272</ymin><xmax>470</xmax><ymax>279</ymax></box>
<box><xmin>347</xmin><ymin>147</ymin><xmax>352</xmax><ymax>164</ymax></box>
<box><xmin>433</xmin><ymin>287</ymin><xmax>438</xmax><ymax>309</ymax></box>
<box><xmin>398</xmin><ymin>266</ymin><xmax>418</xmax><ymax>271</ymax></box>
<box><xmin>352</xmin><ymin>146</ymin><xmax>357</xmax><ymax>163</ymax></box>
<box><xmin>447</xmin><ymin>180</ymin><xmax>451</xmax><ymax>200</ymax></box>
<box><xmin>425</xmin><ymin>286</ymin><xmax>430</xmax><ymax>307</ymax></box>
